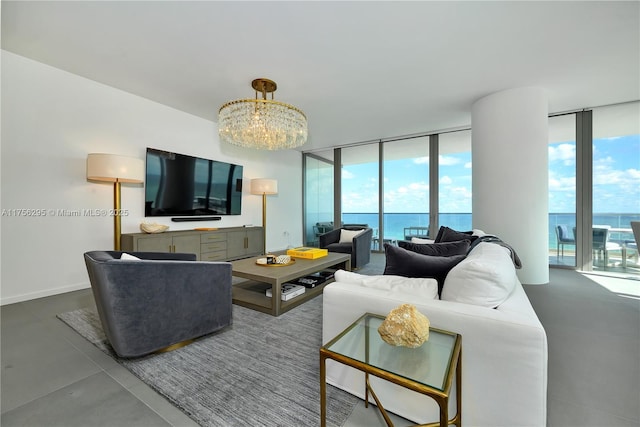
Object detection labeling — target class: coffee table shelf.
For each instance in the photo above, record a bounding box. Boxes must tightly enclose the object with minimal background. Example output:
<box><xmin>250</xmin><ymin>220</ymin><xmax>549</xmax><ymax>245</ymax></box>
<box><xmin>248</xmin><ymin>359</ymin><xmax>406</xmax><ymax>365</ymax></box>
<box><xmin>231</xmin><ymin>252</ymin><xmax>351</xmax><ymax>316</ymax></box>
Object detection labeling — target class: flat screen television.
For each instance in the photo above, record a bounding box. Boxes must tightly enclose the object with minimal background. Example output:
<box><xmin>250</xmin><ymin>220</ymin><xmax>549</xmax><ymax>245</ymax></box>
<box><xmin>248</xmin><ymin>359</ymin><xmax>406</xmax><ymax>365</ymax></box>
<box><xmin>145</xmin><ymin>148</ymin><xmax>243</xmax><ymax>217</ymax></box>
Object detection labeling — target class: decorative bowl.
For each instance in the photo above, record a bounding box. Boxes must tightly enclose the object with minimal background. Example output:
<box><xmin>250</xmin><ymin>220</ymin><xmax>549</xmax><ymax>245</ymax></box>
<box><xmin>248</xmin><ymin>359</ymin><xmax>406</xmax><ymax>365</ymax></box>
<box><xmin>140</xmin><ymin>222</ymin><xmax>169</xmax><ymax>234</ymax></box>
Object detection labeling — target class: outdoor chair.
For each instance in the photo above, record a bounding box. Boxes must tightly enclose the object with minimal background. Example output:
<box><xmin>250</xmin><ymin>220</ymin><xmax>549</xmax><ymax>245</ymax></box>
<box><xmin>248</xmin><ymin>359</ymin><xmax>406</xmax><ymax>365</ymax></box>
<box><xmin>555</xmin><ymin>225</ymin><xmax>575</xmax><ymax>259</ymax></box>
<box><xmin>592</xmin><ymin>227</ymin><xmax>622</xmax><ymax>270</ymax></box>
<box><xmin>84</xmin><ymin>250</ymin><xmax>232</xmax><ymax>358</ymax></box>
<box><xmin>626</xmin><ymin>221</ymin><xmax>640</xmax><ymax>264</ymax></box>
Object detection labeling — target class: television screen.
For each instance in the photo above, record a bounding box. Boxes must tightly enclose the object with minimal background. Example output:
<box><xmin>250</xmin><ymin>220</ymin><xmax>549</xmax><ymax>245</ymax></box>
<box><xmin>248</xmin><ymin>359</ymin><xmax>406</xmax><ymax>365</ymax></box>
<box><xmin>145</xmin><ymin>148</ymin><xmax>243</xmax><ymax>217</ymax></box>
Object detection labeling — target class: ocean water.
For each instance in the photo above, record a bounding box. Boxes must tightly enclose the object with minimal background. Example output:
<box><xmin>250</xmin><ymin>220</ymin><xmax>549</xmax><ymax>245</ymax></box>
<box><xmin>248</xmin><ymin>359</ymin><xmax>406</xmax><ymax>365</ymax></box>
<box><xmin>340</xmin><ymin>212</ymin><xmax>640</xmax><ymax>248</ymax></box>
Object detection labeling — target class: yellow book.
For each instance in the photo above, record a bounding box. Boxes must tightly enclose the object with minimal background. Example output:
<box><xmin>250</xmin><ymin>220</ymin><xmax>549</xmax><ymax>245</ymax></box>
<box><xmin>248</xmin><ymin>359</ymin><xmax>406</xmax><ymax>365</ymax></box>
<box><xmin>286</xmin><ymin>247</ymin><xmax>329</xmax><ymax>259</ymax></box>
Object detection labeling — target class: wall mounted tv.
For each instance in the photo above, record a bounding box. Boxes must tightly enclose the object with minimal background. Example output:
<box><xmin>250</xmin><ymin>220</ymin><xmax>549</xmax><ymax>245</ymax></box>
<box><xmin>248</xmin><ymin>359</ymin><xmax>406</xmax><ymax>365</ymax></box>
<box><xmin>145</xmin><ymin>148</ymin><xmax>243</xmax><ymax>217</ymax></box>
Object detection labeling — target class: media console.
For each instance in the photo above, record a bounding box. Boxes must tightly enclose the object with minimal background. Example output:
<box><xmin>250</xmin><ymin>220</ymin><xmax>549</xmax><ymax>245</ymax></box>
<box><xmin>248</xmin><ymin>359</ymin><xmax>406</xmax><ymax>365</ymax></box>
<box><xmin>121</xmin><ymin>226</ymin><xmax>264</xmax><ymax>261</ymax></box>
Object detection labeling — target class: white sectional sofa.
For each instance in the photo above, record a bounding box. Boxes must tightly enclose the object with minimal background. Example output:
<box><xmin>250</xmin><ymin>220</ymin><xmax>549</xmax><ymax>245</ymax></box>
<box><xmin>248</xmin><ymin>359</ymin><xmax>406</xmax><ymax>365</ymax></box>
<box><xmin>322</xmin><ymin>241</ymin><xmax>548</xmax><ymax>427</ymax></box>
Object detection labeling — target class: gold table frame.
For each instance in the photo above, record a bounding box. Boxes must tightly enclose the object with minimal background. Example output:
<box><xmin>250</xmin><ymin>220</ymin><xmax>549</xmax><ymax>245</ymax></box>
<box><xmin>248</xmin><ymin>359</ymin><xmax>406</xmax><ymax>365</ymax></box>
<box><xmin>320</xmin><ymin>313</ymin><xmax>462</xmax><ymax>427</ymax></box>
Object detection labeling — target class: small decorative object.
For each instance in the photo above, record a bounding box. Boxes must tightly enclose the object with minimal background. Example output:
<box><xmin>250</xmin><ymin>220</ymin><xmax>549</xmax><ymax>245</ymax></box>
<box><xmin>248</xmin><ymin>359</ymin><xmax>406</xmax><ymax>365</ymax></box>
<box><xmin>378</xmin><ymin>304</ymin><xmax>430</xmax><ymax>348</ymax></box>
<box><xmin>256</xmin><ymin>254</ymin><xmax>294</xmax><ymax>266</ymax></box>
<box><xmin>275</xmin><ymin>254</ymin><xmax>291</xmax><ymax>264</ymax></box>
<box><xmin>140</xmin><ymin>222</ymin><xmax>169</xmax><ymax>234</ymax></box>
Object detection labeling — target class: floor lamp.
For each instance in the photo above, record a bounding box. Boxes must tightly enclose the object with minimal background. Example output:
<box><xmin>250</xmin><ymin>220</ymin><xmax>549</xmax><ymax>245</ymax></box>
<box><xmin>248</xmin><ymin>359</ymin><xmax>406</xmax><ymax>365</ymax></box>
<box><xmin>87</xmin><ymin>153</ymin><xmax>144</xmax><ymax>250</ymax></box>
<box><xmin>250</xmin><ymin>179</ymin><xmax>278</xmax><ymax>255</ymax></box>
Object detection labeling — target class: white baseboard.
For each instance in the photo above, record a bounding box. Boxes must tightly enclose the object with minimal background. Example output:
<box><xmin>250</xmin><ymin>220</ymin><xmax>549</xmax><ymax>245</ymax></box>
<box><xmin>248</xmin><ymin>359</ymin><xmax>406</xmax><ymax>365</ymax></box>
<box><xmin>1</xmin><ymin>282</ymin><xmax>90</xmax><ymax>306</ymax></box>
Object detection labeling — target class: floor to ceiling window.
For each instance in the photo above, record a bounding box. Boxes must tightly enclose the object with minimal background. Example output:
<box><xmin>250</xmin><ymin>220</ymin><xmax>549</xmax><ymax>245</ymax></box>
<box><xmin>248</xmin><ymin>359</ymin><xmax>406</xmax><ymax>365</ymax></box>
<box><xmin>591</xmin><ymin>102</ymin><xmax>640</xmax><ymax>277</ymax></box>
<box><xmin>302</xmin><ymin>101</ymin><xmax>639</xmax><ymax>281</ymax></box>
<box><xmin>382</xmin><ymin>137</ymin><xmax>430</xmax><ymax>247</ymax></box>
<box><xmin>548</xmin><ymin>114</ymin><xmax>577</xmax><ymax>268</ymax></box>
<box><xmin>303</xmin><ymin>151</ymin><xmax>334</xmax><ymax>247</ymax></box>
<box><xmin>340</xmin><ymin>144</ymin><xmax>380</xmax><ymax>238</ymax></box>
<box><xmin>438</xmin><ymin>130</ymin><xmax>472</xmax><ymax>232</ymax></box>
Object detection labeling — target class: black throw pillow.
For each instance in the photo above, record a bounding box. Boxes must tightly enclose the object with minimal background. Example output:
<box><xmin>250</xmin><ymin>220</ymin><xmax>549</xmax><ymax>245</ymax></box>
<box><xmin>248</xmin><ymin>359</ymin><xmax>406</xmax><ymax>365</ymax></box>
<box><xmin>434</xmin><ymin>226</ymin><xmax>479</xmax><ymax>244</ymax></box>
<box><xmin>398</xmin><ymin>239</ymin><xmax>471</xmax><ymax>257</ymax></box>
<box><xmin>383</xmin><ymin>244</ymin><xmax>466</xmax><ymax>296</ymax></box>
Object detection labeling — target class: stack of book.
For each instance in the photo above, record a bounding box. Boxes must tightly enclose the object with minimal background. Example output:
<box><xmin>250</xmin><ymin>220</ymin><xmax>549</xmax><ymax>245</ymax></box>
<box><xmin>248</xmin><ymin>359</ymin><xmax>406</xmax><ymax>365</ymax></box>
<box><xmin>289</xmin><ymin>271</ymin><xmax>335</xmax><ymax>288</ymax></box>
<box><xmin>266</xmin><ymin>283</ymin><xmax>306</xmax><ymax>301</ymax></box>
<box><xmin>286</xmin><ymin>247</ymin><xmax>329</xmax><ymax>259</ymax></box>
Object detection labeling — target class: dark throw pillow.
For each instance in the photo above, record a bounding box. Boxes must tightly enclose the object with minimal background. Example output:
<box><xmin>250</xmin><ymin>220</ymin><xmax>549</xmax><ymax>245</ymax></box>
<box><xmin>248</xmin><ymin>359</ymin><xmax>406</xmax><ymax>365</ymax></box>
<box><xmin>398</xmin><ymin>239</ymin><xmax>471</xmax><ymax>257</ymax></box>
<box><xmin>434</xmin><ymin>226</ymin><xmax>479</xmax><ymax>244</ymax></box>
<box><xmin>383</xmin><ymin>244</ymin><xmax>466</xmax><ymax>296</ymax></box>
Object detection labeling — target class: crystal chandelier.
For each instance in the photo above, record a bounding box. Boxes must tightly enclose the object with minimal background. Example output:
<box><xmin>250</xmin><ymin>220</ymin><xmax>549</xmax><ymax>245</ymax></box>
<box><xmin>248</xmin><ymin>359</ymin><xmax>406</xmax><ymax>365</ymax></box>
<box><xmin>218</xmin><ymin>78</ymin><xmax>307</xmax><ymax>150</ymax></box>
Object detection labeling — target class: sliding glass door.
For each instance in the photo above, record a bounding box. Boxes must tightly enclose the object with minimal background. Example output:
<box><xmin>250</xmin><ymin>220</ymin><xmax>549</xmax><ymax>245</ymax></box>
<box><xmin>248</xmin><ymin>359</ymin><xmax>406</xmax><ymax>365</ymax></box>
<box><xmin>340</xmin><ymin>144</ymin><xmax>380</xmax><ymax>237</ymax></box>
<box><xmin>382</xmin><ymin>137</ymin><xmax>430</xmax><ymax>247</ymax></box>
<box><xmin>548</xmin><ymin>114</ymin><xmax>577</xmax><ymax>267</ymax></box>
<box><xmin>591</xmin><ymin>103</ymin><xmax>640</xmax><ymax>276</ymax></box>
<box><xmin>304</xmin><ymin>151</ymin><xmax>334</xmax><ymax>247</ymax></box>
<box><xmin>438</xmin><ymin>130</ymin><xmax>472</xmax><ymax>232</ymax></box>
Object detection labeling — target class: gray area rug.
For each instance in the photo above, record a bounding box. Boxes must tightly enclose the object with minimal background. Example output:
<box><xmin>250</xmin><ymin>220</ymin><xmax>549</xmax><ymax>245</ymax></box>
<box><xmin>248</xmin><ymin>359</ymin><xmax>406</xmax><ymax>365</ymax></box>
<box><xmin>57</xmin><ymin>296</ymin><xmax>359</xmax><ymax>427</ymax></box>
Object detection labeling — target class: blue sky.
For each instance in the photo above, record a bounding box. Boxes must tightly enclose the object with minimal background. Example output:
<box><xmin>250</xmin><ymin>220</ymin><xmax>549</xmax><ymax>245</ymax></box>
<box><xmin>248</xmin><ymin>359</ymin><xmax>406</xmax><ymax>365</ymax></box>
<box><xmin>342</xmin><ymin>135</ymin><xmax>640</xmax><ymax>214</ymax></box>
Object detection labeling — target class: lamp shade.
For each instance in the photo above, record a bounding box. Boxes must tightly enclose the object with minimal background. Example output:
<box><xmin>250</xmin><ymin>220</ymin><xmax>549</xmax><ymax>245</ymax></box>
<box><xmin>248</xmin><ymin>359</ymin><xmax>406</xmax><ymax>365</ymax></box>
<box><xmin>250</xmin><ymin>179</ymin><xmax>278</xmax><ymax>195</ymax></box>
<box><xmin>87</xmin><ymin>153</ymin><xmax>144</xmax><ymax>183</ymax></box>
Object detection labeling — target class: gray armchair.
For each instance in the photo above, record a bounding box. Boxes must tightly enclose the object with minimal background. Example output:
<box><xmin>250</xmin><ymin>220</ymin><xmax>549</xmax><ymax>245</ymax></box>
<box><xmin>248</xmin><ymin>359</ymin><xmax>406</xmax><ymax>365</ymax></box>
<box><xmin>319</xmin><ymin>227</ymin><xmax>373</xmax><ymax>269</ymax></box>
<box><xmin>84</xmin><ymin>251</ymin><xmax>232</xmax><ymax>358</ymax></box>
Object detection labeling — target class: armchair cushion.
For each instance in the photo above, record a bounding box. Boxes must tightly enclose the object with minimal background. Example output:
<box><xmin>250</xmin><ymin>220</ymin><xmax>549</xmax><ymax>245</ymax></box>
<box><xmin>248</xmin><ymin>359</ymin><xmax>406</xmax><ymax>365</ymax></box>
<box><xmin>339</xmin><ymin>228</ymin><xmax>365</xmax><ymax>243</ymax></box>
<box><xmin>325</xmin><ymin>242</ymin><xmax>353</xmax><ymax>254</ymax></box>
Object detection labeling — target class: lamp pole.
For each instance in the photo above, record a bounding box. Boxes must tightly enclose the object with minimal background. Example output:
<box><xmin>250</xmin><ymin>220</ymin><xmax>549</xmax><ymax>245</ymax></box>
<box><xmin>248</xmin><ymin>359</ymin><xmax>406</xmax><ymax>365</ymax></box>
<box><xmin>114</xmin><ymin>180</ymin><xmax>122</xmax><ymax>250</ymax></box>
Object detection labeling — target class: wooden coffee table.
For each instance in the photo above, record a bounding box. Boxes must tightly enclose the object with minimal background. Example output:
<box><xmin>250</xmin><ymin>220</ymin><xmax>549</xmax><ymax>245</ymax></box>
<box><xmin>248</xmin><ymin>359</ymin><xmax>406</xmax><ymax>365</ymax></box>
<box><xmin>231</xmin><ymin>252</ymin><xmax>351</xmax><ymax>316</ymax></box>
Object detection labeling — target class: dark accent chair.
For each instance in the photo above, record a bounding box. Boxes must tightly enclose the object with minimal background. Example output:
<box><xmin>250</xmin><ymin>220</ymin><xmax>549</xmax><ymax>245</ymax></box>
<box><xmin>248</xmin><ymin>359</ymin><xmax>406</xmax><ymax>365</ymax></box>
<box><xmin>319</xmin><ymin>227</ymin><xmax>373</xmax><ymax>270</ymax></box>
<box><xmin>84</xmin><ymin>251</ymin><xmax>233</xmax><ymax>358</ymax></box>
<box><xmin>555</xmin><ymin>225</ymin><xmax>575</xmax><ymax>259</ymax></box>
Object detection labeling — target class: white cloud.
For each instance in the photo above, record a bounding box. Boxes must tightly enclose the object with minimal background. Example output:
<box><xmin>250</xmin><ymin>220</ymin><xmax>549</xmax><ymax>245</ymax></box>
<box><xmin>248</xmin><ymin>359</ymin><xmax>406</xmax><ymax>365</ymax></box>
<box><xmin>548</xmin><ymin>143</ymin><xmax>575</xmax><ymax>166</ymax></box>
<box><xmin>440</xmin><ymin>176</ymin><xmax>453</xmax><ymax>185</ymax></box>
<box><xmin>342</xmin><ymin>169</ymin><xmax>355</xmax><ymax>179</ymax></box>
<box><xmin>549</xmin><ymin>175</ymin><xmax>576</xmax><ymax>192</ymax></box>
<box><xmin>408</xmin><ymin>182</ymin><xmax>429</xmax><ymax>191</ymax></box>
<box><xmin>464</xmin><ymin>162</ymin><xmax>472</xmax><ymax>169</ymax></box>
<box><xmin>413</xmin><ymin>157</ymin><xmax>429</xmax><ymax>164</ymax></box>
<box><xmin>439</xmin><ymin>155</ymin><xmax>460</xmax><ymax>166</ymax></box>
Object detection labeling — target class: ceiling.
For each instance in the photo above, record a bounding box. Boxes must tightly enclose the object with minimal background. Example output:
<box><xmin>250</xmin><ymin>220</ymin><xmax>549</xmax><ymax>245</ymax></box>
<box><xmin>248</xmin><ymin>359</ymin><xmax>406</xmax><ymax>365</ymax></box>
<box><xmin>2</xmin><ymin>1</ymin><xmax>639</xmax><ymax>152</ymax></box>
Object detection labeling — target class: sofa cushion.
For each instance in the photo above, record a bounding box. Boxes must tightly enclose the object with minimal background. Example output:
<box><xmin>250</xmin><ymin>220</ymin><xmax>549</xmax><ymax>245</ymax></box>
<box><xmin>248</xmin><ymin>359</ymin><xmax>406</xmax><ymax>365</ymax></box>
<box><xmin>339</xmin><ymin>229</ymin><xmax>364</xmax><ymax>243</ymax></box>
<box><xmin>120</xmin><ymin>252</ymin><xmax>142</xmax><ymax>261</ymax></box>
<box><xmin>383</xmin><ymin>244</ymin><xmax>466</xmax><ymax>296</ymax></box>
<box><xmin>334</xmin><ymin>270</ymin><xmax>438</xmax><ymax>299</ymax></box>
<box><xmin>398</xmin><ymin>239</ymin><xmax>471</xmax><ymax>257</ymax></box>
<box><xmin>441</xmin><ymin>242</ymin><xmax>518</xmax><ymax>308</ymax></box>
<box><xmin>434</xmin><ymin>226</ymin><xmax>479</xmax><ymax>244</ymax></box>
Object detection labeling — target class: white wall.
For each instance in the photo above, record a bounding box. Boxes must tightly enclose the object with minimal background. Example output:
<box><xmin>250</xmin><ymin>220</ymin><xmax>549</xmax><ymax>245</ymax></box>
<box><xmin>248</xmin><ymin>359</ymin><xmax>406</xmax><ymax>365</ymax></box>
<box><xmin>1</xmin><ymin>51</ymin><xmax>303</xmax><ymax>304</ymax></box>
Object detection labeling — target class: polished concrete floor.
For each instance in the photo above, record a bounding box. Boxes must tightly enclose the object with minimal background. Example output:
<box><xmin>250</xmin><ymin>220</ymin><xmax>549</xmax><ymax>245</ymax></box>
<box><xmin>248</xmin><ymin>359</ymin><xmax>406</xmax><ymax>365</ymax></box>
<box><xmin>2</xmin><ymin>258</ymin><xmax>639</xmax><ymax>426</ymax></box>
<box><xmin>0</xmin><ymin>278</ymin><xmax>408</xmax><ymax>426</ymax></box>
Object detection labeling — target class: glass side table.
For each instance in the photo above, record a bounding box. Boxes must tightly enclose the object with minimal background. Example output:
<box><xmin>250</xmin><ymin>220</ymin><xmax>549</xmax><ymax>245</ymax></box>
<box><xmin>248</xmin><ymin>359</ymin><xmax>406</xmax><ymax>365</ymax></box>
<box><xmin>320</xmin><ymin>313</ymin><xmax>462</xmax><ymax>427</ymax></box>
